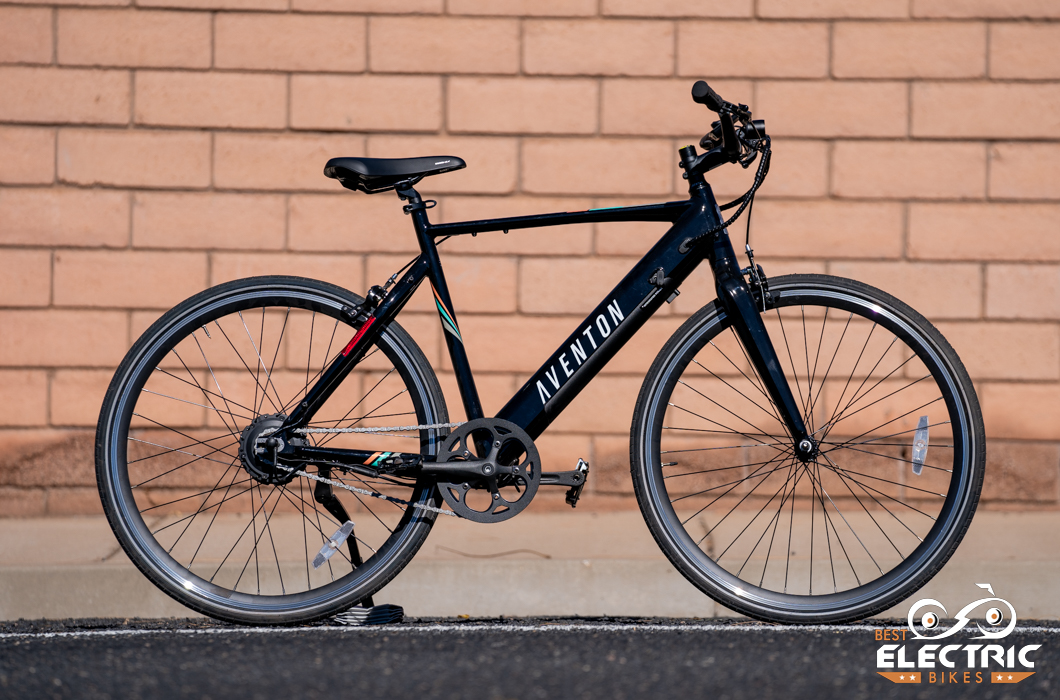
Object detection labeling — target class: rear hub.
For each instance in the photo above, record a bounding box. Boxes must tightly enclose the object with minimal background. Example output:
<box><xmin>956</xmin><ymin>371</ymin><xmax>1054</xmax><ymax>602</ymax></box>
<box><xmin>238</xmin><ymin>414</ymin><xmax>298</xmax><ymax>485</ymax></box>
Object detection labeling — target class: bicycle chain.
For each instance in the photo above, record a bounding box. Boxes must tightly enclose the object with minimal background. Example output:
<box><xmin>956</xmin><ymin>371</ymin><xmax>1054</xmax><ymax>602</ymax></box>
<box><xmin>277</xmin><ymin>421</ymin><xmax>465</xmax><ymax>518</ymax></box>
<box><xmin>276</xmin><ymin>464</ymin><xmax>457</xmax><ymax>517</ymax></box>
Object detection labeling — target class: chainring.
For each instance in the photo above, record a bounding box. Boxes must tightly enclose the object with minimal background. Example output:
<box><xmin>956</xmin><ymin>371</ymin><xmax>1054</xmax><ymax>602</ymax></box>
<box><xmin>435</xmin><ymin>418</ymin><xmax>541</xmax><ymax>523</ymax></box>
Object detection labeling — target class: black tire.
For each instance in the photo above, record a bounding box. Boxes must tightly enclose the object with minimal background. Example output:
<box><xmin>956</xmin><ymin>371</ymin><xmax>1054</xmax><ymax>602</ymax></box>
<box><xmin>96</xmin><ymin>276</ymin><xmax>449</xmax><ymax>625</ymax></box>
<box><xmin>630</xmin><ymin>274</ymin><xmax>985</xmax><ymax>623</ymax></box>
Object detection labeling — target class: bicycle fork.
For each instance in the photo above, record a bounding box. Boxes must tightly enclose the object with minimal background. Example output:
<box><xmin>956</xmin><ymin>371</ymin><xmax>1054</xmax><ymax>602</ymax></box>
<box><xmin>707</xmin><ymin>231</ymin><xmax>816</xmax><ymax>461</ymax></box>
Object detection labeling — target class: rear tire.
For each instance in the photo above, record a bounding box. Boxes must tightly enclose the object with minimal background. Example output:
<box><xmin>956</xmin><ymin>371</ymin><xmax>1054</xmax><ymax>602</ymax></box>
<box><xmin>96</xmin><ymin>276</ymin><xmax>448</xmax><ymax>625</ymax></box>
<box><xmin>630</xmin><ymin>274</ymin><xmax>985</xmax><ymax>623</ymax></box>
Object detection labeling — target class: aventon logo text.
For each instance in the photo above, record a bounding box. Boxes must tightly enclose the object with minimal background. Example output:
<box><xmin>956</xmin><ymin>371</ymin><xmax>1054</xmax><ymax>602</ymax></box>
<box><xmin>876</xmin><ymin>584</ymin><xmax>1042</xmax><ymax>685</ymax></box>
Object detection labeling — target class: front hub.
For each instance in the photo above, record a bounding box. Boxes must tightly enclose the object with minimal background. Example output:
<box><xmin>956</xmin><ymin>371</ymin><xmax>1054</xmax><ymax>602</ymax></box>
<box><xmin>794</xmin><ymin>437</ymin><xmax>820</xmax><ymax>463</ymax></box>
<box><xmin>238</xmin><ymin>414</ymin><xmax>298</xmax><ymax>485</ymax></box>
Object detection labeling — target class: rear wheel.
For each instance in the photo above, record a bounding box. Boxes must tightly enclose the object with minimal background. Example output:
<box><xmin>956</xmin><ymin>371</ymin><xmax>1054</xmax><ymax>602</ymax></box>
<box><xmin>96</xmin><ymin>276</ymin><xmax>448</xmax><ymax>625</ymax></box>
<box><xmin>631</xmin><ymin>274</ymin><xmax>985</xmax><ymax>623</ymax></box>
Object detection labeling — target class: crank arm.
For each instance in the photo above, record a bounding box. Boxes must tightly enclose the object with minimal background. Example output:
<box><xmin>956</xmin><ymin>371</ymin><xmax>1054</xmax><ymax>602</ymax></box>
<box><xmin>421</xmin><ymin>459</ymin><xmax>520</xmax><ymax>480</ymax></box>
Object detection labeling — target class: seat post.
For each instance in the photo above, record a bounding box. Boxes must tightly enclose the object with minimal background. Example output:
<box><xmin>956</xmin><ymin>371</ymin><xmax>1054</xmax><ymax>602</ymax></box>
<box><xmin>397</xmin><ymin>184</ymin><xmax>485</xmax><ymax>423</ymax></box>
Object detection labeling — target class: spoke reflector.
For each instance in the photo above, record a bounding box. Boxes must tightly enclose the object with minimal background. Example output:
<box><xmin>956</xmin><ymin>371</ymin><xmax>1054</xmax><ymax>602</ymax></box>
<box><xmin>313</xmin><ymin>520</ymin><xmax>355</xmax><ymax>569</ymax></box>
<box><xmin>911</xmin><ymin>415</ymin><xmax>929</xmax><ymax>476</ymax></box>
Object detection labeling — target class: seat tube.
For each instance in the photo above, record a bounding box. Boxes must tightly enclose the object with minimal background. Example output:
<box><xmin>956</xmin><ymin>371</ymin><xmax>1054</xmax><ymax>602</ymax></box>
<box><xmin>408</xmin><ymin>199</ymin><xmax>484</xmax><ymax>422</ymax></box>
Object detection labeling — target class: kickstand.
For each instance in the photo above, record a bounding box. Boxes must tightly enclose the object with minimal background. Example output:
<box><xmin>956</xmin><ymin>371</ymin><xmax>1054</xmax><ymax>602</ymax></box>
<box><xmin>314</xmin><ymin>469</ymin><xmax>374</xmax><ymax>608</ymax></box>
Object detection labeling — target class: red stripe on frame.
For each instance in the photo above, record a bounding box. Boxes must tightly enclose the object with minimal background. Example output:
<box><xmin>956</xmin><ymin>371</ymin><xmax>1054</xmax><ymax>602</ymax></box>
<box><xmin>341</xmin><ymin>316</ymin><xmax>376</xmax><ymax>357</ymax></box>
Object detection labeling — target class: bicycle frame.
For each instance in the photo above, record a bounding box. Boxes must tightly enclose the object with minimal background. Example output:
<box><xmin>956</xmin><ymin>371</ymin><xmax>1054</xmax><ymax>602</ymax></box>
<box><xmin>279</xmin><ymin>178</ymin><xmax>811</xmax><ymax>469</ymax></box>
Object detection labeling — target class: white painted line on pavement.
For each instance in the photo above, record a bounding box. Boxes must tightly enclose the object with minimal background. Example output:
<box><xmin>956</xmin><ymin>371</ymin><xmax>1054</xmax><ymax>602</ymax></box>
<box><xmin>2</xmin><ymin>623</ymin><xmax>1060</xmax><ymax>641</ymax></box>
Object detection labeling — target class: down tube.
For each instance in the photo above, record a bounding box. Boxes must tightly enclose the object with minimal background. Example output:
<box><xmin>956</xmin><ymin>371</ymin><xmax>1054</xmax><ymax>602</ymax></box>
<box><xmin>497</xmin><ymin>199</ymin><xmax>720</xmax><ymax>439</ymax></box>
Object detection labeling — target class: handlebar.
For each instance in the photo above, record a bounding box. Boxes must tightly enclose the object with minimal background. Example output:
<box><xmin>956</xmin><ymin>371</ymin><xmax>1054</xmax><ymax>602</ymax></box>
<box><xmin>683</xmin><ymin>80</ymin><xmax>768</xmax><ymax>178</ymax></box>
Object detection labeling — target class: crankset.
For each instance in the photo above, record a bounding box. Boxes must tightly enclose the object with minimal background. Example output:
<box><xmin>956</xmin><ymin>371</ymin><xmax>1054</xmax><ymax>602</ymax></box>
<box><xmin>429</xmin><ymin>418</ymin><xmax>541</xmax><ymax>523</ymax></box>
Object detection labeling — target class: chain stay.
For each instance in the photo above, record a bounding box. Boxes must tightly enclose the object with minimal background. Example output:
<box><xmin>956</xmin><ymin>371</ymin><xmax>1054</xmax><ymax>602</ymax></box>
<box><xmin>272</xmin><ymin>421</ymin><xmax>463</xmax><ymax>517</ymax></box>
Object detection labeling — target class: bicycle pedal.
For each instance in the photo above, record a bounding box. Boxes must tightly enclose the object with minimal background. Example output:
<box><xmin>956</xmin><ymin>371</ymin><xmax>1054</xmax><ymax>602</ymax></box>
<box><xmin>565</xmin><ymin>458</ymin><xmax>590</xmax><ymax>508</ymax></box>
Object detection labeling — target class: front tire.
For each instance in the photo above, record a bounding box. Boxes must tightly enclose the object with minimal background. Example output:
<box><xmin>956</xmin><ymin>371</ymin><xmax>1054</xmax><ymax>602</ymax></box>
<box><xmin>630</xmin><ymin>274</ymin><xmax>985</xmax><ymax>623</ymax></box>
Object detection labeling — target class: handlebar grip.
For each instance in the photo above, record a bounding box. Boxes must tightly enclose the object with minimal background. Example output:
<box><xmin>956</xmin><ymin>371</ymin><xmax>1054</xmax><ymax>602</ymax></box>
<box><xmin>691</xmin><ymin>80</ymin><xmax>726</xmax><ymax>112</ymax></box>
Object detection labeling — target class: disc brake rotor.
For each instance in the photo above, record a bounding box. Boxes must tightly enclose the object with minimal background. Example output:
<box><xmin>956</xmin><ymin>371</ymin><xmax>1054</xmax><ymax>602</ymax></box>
<box><xmin>435</xmin><ymin>418</ymin><xmax>540</xmax><ymax>523</ymax></box>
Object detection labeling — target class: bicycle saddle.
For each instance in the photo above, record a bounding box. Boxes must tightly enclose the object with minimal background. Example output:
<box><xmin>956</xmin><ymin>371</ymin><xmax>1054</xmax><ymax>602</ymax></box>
<box><xmin>324</xmin><ymin>156</ymin><xmax>466</xmax><ymax>194</ymax></box>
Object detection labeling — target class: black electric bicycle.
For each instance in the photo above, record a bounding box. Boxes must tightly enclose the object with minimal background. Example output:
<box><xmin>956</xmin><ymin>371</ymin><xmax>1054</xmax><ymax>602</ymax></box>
<box><xmin>96</xmin><ymin>82</ymin><xmax>985</xmax><ymax>625</ymax></box>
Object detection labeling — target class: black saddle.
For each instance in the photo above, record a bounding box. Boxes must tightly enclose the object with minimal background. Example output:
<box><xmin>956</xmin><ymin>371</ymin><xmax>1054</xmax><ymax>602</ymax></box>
<box><xmin>324</xmin><ymin>156</ymin><xmax>466</xmax><ymax>194</ymax></box>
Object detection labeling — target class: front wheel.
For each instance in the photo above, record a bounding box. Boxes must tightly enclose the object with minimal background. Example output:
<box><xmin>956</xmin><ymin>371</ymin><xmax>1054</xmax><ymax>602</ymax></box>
<box><xmin>630</xmin><ymin>274</ymin><xmax>985</xmax><ymax>623</ymax></box>
<box><xmin>96</xmin><ymin>276</ymin><xmax>449</xmax><ymax>625</ymax></box>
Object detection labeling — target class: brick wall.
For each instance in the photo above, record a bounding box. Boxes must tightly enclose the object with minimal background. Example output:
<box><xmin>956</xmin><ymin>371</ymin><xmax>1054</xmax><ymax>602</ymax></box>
<box><xmin>1</xmin><ymin>0</ymin><xmax>1059</xmax><ymax>515</ymax></box>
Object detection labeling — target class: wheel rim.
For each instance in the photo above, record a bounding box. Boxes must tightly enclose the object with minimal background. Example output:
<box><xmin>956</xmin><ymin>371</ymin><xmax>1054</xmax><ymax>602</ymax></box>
<box><xmin>642</xmin><ymin>282</ymin><xmax>975</xmax><ymax>615</ymax></box>
<box><xmin>103</xmin><ymin>285</ymin><xmax>443</xmax><ymax>614</ymax></box>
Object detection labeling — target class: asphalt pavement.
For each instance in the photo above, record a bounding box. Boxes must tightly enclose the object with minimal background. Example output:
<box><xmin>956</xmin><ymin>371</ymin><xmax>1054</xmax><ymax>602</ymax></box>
<box><xmin>1</xmin><ymin>617</ymin><xmax>1057</xmax><ymax>700</ymax></box>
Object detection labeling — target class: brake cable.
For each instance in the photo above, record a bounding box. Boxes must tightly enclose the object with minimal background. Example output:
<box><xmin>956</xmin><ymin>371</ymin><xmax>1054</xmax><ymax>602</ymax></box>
<box><xmin>680</xmin><ymin>134</ymin><xmax>771</xmax><ymax>253</ymax></box>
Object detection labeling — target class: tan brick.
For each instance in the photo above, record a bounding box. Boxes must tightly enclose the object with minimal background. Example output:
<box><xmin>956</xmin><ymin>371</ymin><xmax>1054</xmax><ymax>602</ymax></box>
<box><xmin>367</xmin><ymin>135</ymin><xmax>517</xmax><ymax>195</ymax></box>
<box><xmin>758</xmin><ymin>0</ymin><xmax>908</xmax><ymax>17</ymax></box>
<box><xmin>989</xmin><ymin>143</ymin><xmax>1060</xmax><ymax>201</ymax></box>
<box><xmin>210</xmin><ymin>252</ymin><xmax>364</xmax><ymax>292</ymax></box>
<box><xmin>982</xmin><ymin>383</ymin><xmax>1060</xmax><ymax>441</ymax></box>
<box><xmin>550</xmin><ymin>375</ymin><xmax>641</xmax><ymax>433</ymax></box>
<box><xmin>987</xmin><ymin>265</ymin><xmax>1060</xmax><ymax>320</ymax></box>
<box><xmin>370</xmin><ymin>17</ymin><xmax>518</xmax><ymax>74</ymax></box>
<box><xmin>750</xmin><ymin>201</ymin><xmax>904</xmax><ymax>259</ymax></box>
<box><xmin>519</xmin><ymin>257</ymin><xmax>637</xmax><ymax>315</ymax></box>
<box><xmin>449</xmin><ymin>78</ymin><xmax>598</xmax><ymax>135</ymax></box>
<box><xmin>602</xmin><ymin>79</ymin><xmax>752</xmax><ymax>136</ymax></box>
<box><xmin>982</xmin><ymin>441</ymin><xmax>1059</xmax><ymax>502</ymax></box>
<box><xmin>525</xmin><ymin>19</ymin><xmax>674</xmax><ymax>77</ymax></box>
<box><xmin>436</xmin><ymin>372</ymin><xmax>515</xmax><ymax>422</ymax></box>
<box><xmin>54</xmin><ymin>250</ymin><xmax>207</xmax><ymax>309</ymax></box>
<box><xmin>133</xmin><ymin>192</ymin><xmax>285</xmax><ymax>250</ymax></box>
<box><xmin>913</xmin><ymin>83</ymin><xmax>1060</xmax><ymax>139</ymax></box>
<box><xmin>215</xmin><ymin>13</ymin><xmax>366</xmax><ymax>72</ymax></box>
<box><xmin>0</xmin><ymin>487</ymin><xmax>47</xmax><ymax>517</ymax></box>
<box><xmin>829</xmin><ymin>262</ymin><xmax>982</xmax><ymax>319</ymax></box>
<box><xmin>703</xmin><ymin>139</ymin><xmax>829</xmax><ymax>200</ymax></box>
<box><xmin>46</xmin><ymin>487</ymin><xmax>104</xmax><ymax>515</ymax></box>
<box><xmin>0</xmin><ymin>188</ymin><xmax>128</xmax><ymax>247</ymax></box>
<box><xmin>59</xmin><ymin>129</ymin><xmax>210</xmax><ymax>189</ymax></box>
<box><xmin>0</xmin><ymin>310</ymin><xmax>128</xmax><ymax>366</ymax></box>
<box><xmin>50</xmin><ymin>369</ymin><xmax>112</xmax><ymax>426</ymax></box>
<box><xmin>137</xmin><ymin>0</ymin><xmax>285</xmax><ymax>8</ymax></box>
<box><xmin>58</xmin><ymin>9</ymin><xmax>210</xmax><ymax>68</ymax></box>
<box><xmin>0</xmin><ymin>127</ymin><xmax>54</xmax><ymax>185</ymax></box>
<box><xmin>438</xmin><ymin>196</ymin><xmax>595</xmax><ymax>255</ymax></box>
<box><xmin>0</xmin><ymin>371</ymin><xmax>48</xmax><ymax>426</ymax></box>
<box><xmin>592</xmin><ymin>435</ymin><xmax>633</xmax><ymax>494</ymax></box>
<box><xmin>0</xmin><ymin>8</ymin><xmax>53</xmax><ymax>64</ymax></box>
<box><xmin>365</xmin><ymin>254</ymin><xmax>516</xmax><ymax>314</ymax></box>
<box><xmin>291</xmin><ymin>75</ymin><xmax>441</xmax><ymax>132</ymax></box>
<box><xmin>937</xmin><ymin>321</ymin><xmax>1059</xmax><ymax>380</ymax></box>
<box><xmin>990</xmin><ymin>24</ymin><xmax>1060</xmax><ymax>79</ymax></box>
<box><xmin>444</xmin><ymin>314</ymin><xmax>575</xmax><ymax>372</ymax></box>
<box><xmin>135</xmin><ymin>71</ymin><xmax>286</xmax><ymax>129</ymax></box>
<box><xmin>833</xmin><ymin>22</ymin><xmax>985</xmax><ymax>79</ymax></box>
<box><xmin>913</xmin><ymin>0</ymin><xmax>1060</xmax><ymax>19</ymax></box>
<box><xmin>832</xmin><ymin>141</ymin><xmax>986</xmax><ymax>199</ymax></box>
<box><xmin>532</xmin><ymin>433</ymin><xmax>592</xmax><ymax>478</ymax></box>
<box><xmin>909</xmin><ymin>203</ymin><xmax>1060</xmax><ymax>261</ymax></box>
<box><xmin>593</xmin><ymin>214</ymin><xmax>671</xmax><ymax>257</ymax></box>
<box><xmin>0</xmin><ymin>430</ymin><xmax>95</xmax><ymax>488</ymax></box>
<box><xmin>606</xmin><ymin>315</ymin><xmax>684</xmax><ymax>373</ymax></box>
<box><xmin>292</xmin><ymin>0</ymin><xmax>440</xmax><ymax>11</ymax></box>
<box><xmin>0</xmin><ymin>67</ymin><xmax>129</xmax><ymax>125</ymax></box>
<box><xmin>451</xmin><ymin>0</ymin><xmax>596</xmax><ymax>15</ymax></box>
<box><xmin>678</xmin><ymin>21</ymin><xmax>829</xmax><ymax>78</ymax></box>
<box><xmin>756</xmin><ymin>81</ymin><xmax>907</xmax><ymax>138</ymax></box>
<box><xmin>214</xmin><ymin>133</ymin><xmax>365</xmax><ymax>192</ymax></box>
<box><xmin>0</xmin><ymin>250</ymin><xmax>50</xmax><ymax>307</ymax></box>
<box><xmin>522</xmin><ymin>138</ymin><xmax>673</xmax><ymax>196</ymax></box>
<box><xmin>602</xmin><ymin>0</ymin><xmax>750</xmax><ymax>16</ymax></box>
<box><xmin>289</xmin><ymin>194</ymin><xmax>415</xmax><ymax>254</ymax></box>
